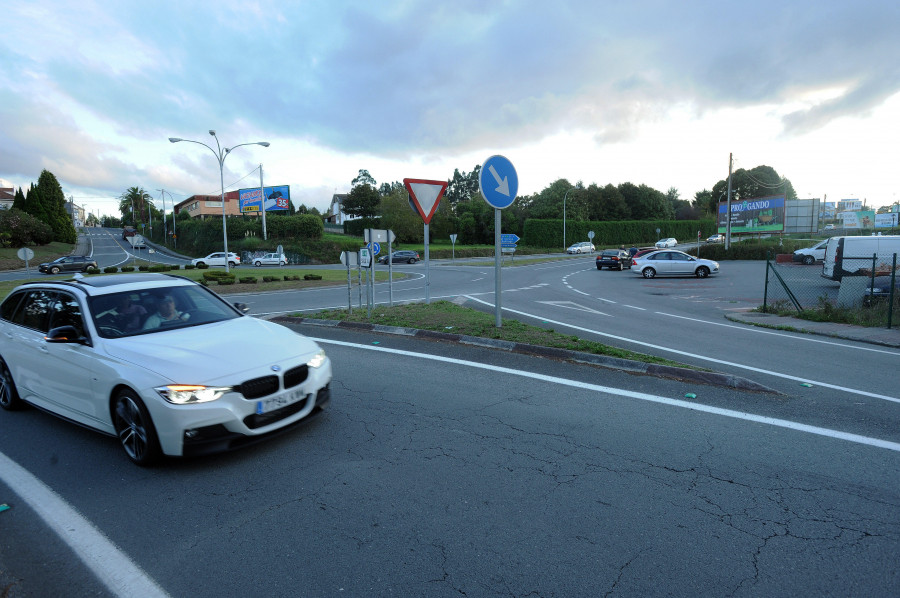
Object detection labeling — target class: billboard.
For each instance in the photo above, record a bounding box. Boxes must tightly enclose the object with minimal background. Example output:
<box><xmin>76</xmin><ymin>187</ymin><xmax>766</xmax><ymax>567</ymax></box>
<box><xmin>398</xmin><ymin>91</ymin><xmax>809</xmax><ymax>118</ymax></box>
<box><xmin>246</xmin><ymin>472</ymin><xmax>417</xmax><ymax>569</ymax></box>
<box><xmin>838</xmin><ymin>199</ymin><xmax>862</xmax><ymax>212</ymax></box>
<box><xmin>239</xmin><ymin>185</ymin><xmax>291</xmax><ymax>212</ymax></box>
<box><xmin>822</xmin><ymin>202</ymin><xmax>836</xmax><ymax>218</ymax></box>
<box><xmin>717</xmin><ymin>195</ymin><xmax>785</xmax><ymax>234</ymax></box>
<box><xmin>875</xmin><ymin>213</ymin><xmax>898</xmax><ymax>228</ymax></box>
<box><xmin>840</xmin><ymin>210</ymin><xmax>875</xmax><ymax>229</ymax></box>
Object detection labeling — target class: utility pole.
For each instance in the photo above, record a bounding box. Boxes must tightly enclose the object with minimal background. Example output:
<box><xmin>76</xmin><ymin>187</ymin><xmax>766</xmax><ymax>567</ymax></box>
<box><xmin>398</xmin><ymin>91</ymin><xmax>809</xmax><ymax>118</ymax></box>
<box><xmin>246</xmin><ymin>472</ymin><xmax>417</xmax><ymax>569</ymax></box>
<box><xmin>259</xmin><ymin>163</ymin><xmax>268</xmax><ymax>241</ymax></box>
<box><xmin>725</xmin><ymin>153</ymin><xmax>733</xmax><ymax>250</ymax></box>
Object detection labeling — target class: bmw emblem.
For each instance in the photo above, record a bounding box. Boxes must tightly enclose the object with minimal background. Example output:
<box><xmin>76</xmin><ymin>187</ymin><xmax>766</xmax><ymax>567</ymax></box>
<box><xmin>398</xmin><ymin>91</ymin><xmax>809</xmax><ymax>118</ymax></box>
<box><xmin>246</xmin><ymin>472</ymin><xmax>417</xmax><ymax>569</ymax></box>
<box><xmin>270</xmin><ymin>365</ymin><xmax>281</xmax><ymax>372</ymax></box>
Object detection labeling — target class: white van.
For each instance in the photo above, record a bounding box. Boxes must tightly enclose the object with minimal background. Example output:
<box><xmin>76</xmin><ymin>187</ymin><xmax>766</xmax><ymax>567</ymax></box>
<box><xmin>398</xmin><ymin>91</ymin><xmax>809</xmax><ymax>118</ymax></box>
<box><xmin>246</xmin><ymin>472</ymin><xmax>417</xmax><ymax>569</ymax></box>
<box><xmin>822</xmin><ymin>236</ymin><xmax>900</xmax><ymax>281</ymax></box>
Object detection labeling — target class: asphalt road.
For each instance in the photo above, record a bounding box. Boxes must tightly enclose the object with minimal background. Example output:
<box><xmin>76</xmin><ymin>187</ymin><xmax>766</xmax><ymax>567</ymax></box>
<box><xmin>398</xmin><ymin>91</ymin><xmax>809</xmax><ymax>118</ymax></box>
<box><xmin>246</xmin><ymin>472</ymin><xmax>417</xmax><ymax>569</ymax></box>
<box><xmin>2</xmin><ymin>327</ymin><xmax>898</xmax><ymax>597</ymax></box>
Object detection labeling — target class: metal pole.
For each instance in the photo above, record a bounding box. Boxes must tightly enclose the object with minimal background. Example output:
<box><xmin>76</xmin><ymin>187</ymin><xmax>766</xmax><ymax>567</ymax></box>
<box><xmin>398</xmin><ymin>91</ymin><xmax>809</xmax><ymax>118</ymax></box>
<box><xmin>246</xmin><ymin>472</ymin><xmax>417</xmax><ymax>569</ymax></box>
<box><xmin>495</xmin><ymin>208</ymin><xmax>502</xmax><ymax>327</ymax></box>
<box><xmin>563</xmin><ymin>189</ymin><xmax>567</xmax><ymax>251</ymax></box>
<box><xmin>160</xmin><ymin>190</ymin><xmax>167</xmax><ymax>244</ymax></box>
<box><xmin>763</xmin><ymin>252</ymin><xmax>770</xmax><ymax>311</ymax></box>
<box><xmin>388</xmin><ymin>235</ymin><xmax>393</xmax><ymax>307</ymax></box>
<box><xmin>889</xmin><ymin>253</ymin><xmax>896</xmax><ymax>329</ymax></box>
<box><xmin>725</xmin><ymin>152</ymin><xmax>733</xmax><ymax>250</ymax></box>
<box><xmin>424</xmin><ymin>223</ymin><xmax>430</xmax><ymax>304</ymax></box>
<box><xmin>217</xmin><ymin>151</ymin><xmax>229</xmax><ymax>273</ymax></box>
<box><xmin>357</xmin><ymin>256</ymin><xmax>362</xmax><ymax>309</ymax></box>
<box><xmin>259</xmin><ymin>163</ymin><xmax>267</xmax><ymax>241</ymax></box>
<box><xmin>347</xmin><ymin>260</ymin><xmax>353</xmax><ymax>314</ymax></box>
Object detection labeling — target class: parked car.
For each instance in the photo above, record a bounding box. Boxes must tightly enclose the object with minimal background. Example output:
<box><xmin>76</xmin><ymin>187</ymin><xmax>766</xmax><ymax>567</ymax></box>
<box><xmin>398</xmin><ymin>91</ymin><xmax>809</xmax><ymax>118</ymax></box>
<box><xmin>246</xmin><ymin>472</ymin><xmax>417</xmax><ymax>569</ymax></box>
<box><xmin>631</xmin><ymin>250</ymin><xmax>719</xmax><ymax>279</ymax></box>
<box><xmin>191</xmin><ymin>252</ymin><xmax>241</xmax><ymax>268</ymax></box>
<box><xmin>39</xmin><ymin>255</ymin><xmax>98</xmax><ymax>274</ymax></box>
<box><xmin>0</xmin><ymin>273</ymin><xmax>332</xmax><ymax>465</ymax></box>
<box><xmin>378</xmin><ymin>250</ymin><xmax>421</xmax><ymax>264</ymax></box>
<box><xmin>632</xmin><ymin>247</ymin><xmax>658</xmax><ymax>259</ymax></box>
<box><xmin>863</xmin><ymin>276</ymin><xmax>900</xmax><ymax>307</ymax></box>
<box><xmin>566</xmin><ymin>242</ymin><xmax>595</xmax><ymax>254</ymax></box>
<box><xmin>792</xmin><ymin>240</ymin><xmax>828</xmax><ymax>265</ymax></box>
<box><xmin>824</xmin><ymin>224</ymin><xmax>836</xmax><ymax>231</ymax></box>
<box><xmin>655</xmin><ymin>238</ymin><xmax>678</xmax><ymax>248</ymax></box>
<box><xmin>706</xmin><ymin>234</ymin><xmax>725</xmax><ymax>244</ymax></box>
<box><xmin>596</xmin><ymin>249</ymin><xmax>632</xmax><ymax>270</ymax></box>
<box><xmin>253</xmin><ymin>253</ymin><xmax>287</xmax><ymax>267</ymax></box>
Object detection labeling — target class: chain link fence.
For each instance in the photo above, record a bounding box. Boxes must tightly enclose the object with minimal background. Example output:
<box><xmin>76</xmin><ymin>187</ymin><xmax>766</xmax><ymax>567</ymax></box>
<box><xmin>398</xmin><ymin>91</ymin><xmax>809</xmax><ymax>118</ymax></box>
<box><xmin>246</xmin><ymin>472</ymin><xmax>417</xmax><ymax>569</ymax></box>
<box><xmin>763</xmin><ymin>252</ymin><xmax>900</xmax><ymax>328</ymax></box>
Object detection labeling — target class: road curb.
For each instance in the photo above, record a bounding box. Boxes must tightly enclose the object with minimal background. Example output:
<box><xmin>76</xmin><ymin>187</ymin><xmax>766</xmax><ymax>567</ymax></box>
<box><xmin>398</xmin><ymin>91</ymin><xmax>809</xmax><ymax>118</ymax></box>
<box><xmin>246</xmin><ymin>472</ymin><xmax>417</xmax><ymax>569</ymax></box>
<box><xmin>275</xmin><ymin>317</ymin><xmax>777</xmax><ymax>393</ymax></box>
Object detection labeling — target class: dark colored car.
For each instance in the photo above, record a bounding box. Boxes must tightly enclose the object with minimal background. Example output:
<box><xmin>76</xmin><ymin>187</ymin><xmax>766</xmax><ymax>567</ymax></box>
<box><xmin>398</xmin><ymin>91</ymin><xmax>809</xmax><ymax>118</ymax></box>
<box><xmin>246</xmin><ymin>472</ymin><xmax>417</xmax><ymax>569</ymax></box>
<box><xmin>863</xmin><ymin>276</ymin><xmax>900</xmax><ymax>307</ymax></box>
<box><xmin>39</xmin><ymin>255</ymin><xmax>98</xmax><ymax>275</ymax></box>
<box><xmin>632</xmin><ymin>248</ymin><xmax>658</xmax><ymax>259</ymax></box>
<box><xmin>596</xmin><ymin>249</ymin><xmax>632</xmax><ymax>270</ymax></box>
<box><xmin>378</xmin><ymin>250</ymin><xmax>420</xmax><ymax>264</ymax></box>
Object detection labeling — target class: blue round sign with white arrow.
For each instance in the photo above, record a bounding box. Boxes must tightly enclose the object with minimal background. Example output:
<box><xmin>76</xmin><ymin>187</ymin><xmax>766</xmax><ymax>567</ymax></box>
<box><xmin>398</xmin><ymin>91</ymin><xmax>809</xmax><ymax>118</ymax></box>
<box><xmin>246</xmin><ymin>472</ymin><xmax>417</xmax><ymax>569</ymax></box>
<box><xmin>479</xmin><ymin>155</ymin><xmax>518</xmax><ymax>209</ymax></box>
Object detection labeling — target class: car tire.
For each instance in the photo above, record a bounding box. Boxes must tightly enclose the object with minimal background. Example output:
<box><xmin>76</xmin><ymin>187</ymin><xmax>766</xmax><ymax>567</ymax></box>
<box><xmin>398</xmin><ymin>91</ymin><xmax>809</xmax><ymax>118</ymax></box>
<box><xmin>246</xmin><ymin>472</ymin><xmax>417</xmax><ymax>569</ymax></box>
<box><xmin>0</xmin><ymin>357</ymin><xmax>24</xmax><ymax>411</ymax></box>
<box><xmin>279</xmin><ymin>261</ymin><xmax>286</xmax><ymax>266</ymax></box>
<box><xmin>596</xmin><ymin>265</ymin><xmax>602</xmax><ymax>270</ymax></box>
<box><xmin>113</xmin><ymin>390</ymin><xmax>161</xmax><ymax>466</ymax></box>
<box><xmin>408</xmin><ymin>258</ymin><xmax>416</xmax><ymax>264</ymax></box>
<box><xmin>228</xmin><ymin>262</ymin><xmax>237</xmax><ymax>268</ymax></box>
<box><xmin>618</xmin><ymin>263</ymin><xmax>624</xmax><ymax>271</ymax></box>
<box><xmin>254</xmin><ymin>261</ymin><xmax>261</xmax><ymax>267</ymax></box>
<box><xmin>195</xmin><ymin>262</ymin><xmax>206</xmax><ymax>268</ymax></box>
<box><xmin>696</xmin><ymin>266</ymin><xmax>710</xmax><ymax>278</ymax></box>
<box><xmin>802</xmin><ymin>255</ymin><xmax>815</xmax><ymax>265</ymax></box>
<box><xmin>50</xmin><ymin>266</ymin><xmax>60</xmax><ymax>274</ymax></box>
<box><xmin>642</xmin><ymin>268</ymin><xmax>656</xmax><ymax>279</ymax></box>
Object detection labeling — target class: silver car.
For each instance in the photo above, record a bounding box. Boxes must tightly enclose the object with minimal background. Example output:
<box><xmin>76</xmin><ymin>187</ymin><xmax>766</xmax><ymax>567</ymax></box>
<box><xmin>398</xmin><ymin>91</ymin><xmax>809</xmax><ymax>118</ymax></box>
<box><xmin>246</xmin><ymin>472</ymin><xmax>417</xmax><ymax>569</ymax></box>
<box><xmin>253</xmin><ymin>253</ymin><xmax>287</xmax><ymax>267</ymax></box>
<box><xmin>631</xmin><ymin>250</ymin><xmax>719</xmax><ymax>278</ymax></box>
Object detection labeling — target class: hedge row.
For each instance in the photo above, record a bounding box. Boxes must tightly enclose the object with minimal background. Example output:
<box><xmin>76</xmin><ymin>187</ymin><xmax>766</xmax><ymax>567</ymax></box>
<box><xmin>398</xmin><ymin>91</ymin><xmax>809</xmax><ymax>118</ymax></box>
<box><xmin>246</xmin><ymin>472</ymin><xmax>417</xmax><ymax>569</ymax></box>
<box><xmin>523</xmin><ymin>219</ymin><xmax>718</xmax><ymax>248</ymax></box>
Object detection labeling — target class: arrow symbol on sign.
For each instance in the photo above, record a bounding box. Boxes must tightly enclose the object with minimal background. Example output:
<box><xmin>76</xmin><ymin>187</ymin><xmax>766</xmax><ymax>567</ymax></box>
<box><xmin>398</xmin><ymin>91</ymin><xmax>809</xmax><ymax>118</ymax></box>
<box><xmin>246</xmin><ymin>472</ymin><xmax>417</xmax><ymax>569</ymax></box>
<box><xmin>488</xmin><ymin>165</ymin><xmax>510</xmax><ymax>197</ymax></box>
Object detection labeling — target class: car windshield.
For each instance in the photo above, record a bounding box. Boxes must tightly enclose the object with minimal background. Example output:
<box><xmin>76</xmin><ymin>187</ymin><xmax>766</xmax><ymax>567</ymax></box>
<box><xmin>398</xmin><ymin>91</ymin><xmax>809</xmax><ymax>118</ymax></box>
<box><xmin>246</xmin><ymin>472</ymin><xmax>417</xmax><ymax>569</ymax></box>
<box><xmin>601</xmin><ymin>250</ymin><xmax>618</xmax><ymax>256</ymax></box>
<box><xmin>90</xmin><ymin>285</ymin><xmax>241</xmax><ymax>338</ymax></box>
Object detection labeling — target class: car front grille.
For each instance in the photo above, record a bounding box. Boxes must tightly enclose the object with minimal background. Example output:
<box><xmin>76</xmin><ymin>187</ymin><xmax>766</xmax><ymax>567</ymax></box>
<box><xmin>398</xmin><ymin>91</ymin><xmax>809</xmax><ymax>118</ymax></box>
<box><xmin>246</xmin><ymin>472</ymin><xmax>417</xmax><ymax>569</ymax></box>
<box><xmin>238</xmin><ymin>375</ymin><xmax>279</xmax><ymax>399</ymax></box>
<box><xmin>284</xmin><ymin>364</ymin><xmax>308</xmax><ymax>389</ymax></box>
<box><xmin>243</xmin><ymin>394</ymin><xmax>312</xmax><ymax>429</ymax></box>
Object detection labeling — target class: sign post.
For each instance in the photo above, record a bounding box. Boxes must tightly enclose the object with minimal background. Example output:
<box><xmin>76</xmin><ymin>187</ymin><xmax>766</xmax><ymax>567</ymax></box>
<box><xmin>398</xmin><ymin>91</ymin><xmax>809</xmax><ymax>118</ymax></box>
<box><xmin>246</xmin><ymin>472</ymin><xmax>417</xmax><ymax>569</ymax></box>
<box><xmin>404</xmin><ymin>179</ymin><xmax>448</xmax><ymax>305</ymax></box>
<box><xmin>17</xmin><ymin>247</ymin><xmax>34</xmax><ymax>274</ymax></box>
<box><xmin>478</xmin><ymin>155</ymin><xmax>519</xmax><ymax>328</ymax></box>
<box><xmin>450</xmin><ymin>234</ymin><xmax>457</xmax><ymax>262</ymax></box>
<box><xmin>340</xmin><ymin>251</ymin><xmax>359</xmax><ymax>313</ymax></box>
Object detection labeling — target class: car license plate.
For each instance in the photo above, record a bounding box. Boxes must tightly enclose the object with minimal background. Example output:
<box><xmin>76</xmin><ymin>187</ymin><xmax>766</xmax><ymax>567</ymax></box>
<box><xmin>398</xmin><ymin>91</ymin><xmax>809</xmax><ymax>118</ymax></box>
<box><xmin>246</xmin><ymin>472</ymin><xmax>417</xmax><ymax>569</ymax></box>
<box><xmin>256</xmin><ymin>388</ymin><xmax>307</xmax><ymax>414</ymax></box>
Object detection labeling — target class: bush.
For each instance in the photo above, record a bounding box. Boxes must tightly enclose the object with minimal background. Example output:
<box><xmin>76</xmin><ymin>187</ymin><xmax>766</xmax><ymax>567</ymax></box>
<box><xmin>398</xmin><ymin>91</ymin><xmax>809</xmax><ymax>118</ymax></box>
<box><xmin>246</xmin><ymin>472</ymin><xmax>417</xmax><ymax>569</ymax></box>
<box><xmin>239</xmin><ymin>277</ymin><xmax>257</xmax><ymax>284</ymax></box>
<box><xmin>168</xmin><ymin>264</ymin><xmax>181</xmax><ymax>271</ymax></box>
<box><xmin>86</xmin><ymin>267</ymin><xmax>101</xmax><ymax>275</ymax></box>
<box><xmin>262</xmin><ymin>276</ymin><xmax>278</xmax><ymax>282</ymax></box>
<box><xmin>120</xmin><ymin>266</ymin><xmax>135</xmax><ymax>272</ymax></box>
<box><xmin>149</xmin><ymin>265</ymin><xmax>169</xmax><ymax>272</ymax></box>
<box><xmin>138</xmin><ymin>265</ymin><xmax>149</xmax><ymax>271</ymax></box>
<box><xmin>217</xmin><ymin>275</ymin><xmax>236</xmax><ymax>285</ymax></box>
<box><xmin>184</xmin><ymin>264</ymin><xmax>195</xmax><ymax>270</ymax></box>
<box><xmin>202</xmin><ymin>270</ymin><xmax>232</xmax><ymax>283</ymax></box>
<box><xmin>103</xmin><ymin>266</ymin><xmax>119</xmax><ymax>273</ymax></box>
<box><xmin>196</xmin><ymin>262</ymin><xmax>209</xmax><ymax>269</ymax></box>
<box><xmin>303</xmin><ymin>274</ymin><xmax>322</xmax><ymax>280</ymax></box>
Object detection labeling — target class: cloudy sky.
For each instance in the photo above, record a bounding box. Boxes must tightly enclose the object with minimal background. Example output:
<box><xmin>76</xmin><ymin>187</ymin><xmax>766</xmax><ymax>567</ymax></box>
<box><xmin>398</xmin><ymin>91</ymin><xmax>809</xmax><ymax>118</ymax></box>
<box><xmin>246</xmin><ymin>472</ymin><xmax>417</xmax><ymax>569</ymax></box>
<box><xmin>1</xmin><ymin>1</ymin><xmax>898</xmax><ymax>219</ymax></box>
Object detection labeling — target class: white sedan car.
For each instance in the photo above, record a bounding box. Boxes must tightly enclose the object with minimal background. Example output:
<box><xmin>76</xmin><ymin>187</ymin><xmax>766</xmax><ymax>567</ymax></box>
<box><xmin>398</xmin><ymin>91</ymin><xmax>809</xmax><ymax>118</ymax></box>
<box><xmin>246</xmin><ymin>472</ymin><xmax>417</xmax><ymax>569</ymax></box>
<box><xmin>566</xmin><ymin>242</ymin><xmax>595</xmax><ymax>254</ymax></box>
<box><xmin>655</xmin><ymin>238</ymin><xmax>678</xmax><ymax>248</ymax></box>
<box><xmin>631</xmin><ymin>250</ymin><xmax>719</xmax><ymax>278</ymax></box>
<box><xmin>253</xmin><ymin>253</ymin><xmax>287</xmax><ymax>267</ymax></box>
<box><xmin>0</xmin><ymin>274</ymin><xmax>332</xmax><ymax>465</ymax></box>
<box><xmin>191</xmin><ymin>252</ymin><xmax>241</xmax><ymax>268</ymax></box>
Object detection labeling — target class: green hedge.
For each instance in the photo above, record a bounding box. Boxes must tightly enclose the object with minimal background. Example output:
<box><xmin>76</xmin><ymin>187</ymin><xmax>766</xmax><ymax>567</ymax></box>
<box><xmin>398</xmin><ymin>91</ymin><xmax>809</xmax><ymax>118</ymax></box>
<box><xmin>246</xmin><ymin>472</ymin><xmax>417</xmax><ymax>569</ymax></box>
<box><xmin>103</xmin><ymin>266</ymin><xmax>119</xmax><ymax>273</ymax></box>
<box><xmin>523</xmin><ymin>219</ymin><xmax>717</xmax><ymax>248</ymax></box>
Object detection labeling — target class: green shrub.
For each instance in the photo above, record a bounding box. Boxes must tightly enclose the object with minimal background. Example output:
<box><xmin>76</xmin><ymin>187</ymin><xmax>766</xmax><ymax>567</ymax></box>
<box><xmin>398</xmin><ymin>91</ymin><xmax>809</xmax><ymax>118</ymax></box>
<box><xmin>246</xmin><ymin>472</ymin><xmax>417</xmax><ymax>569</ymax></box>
<box><xmin>196</xmin><ymin>262</ymin><xmax>209</xmax><ymax>269</ymax></box>
<box><xmin>120</xmin><ymin>266</ymin><xmax>135</xmax><ymax>272</ymax></box>
<box><xmin>303</xmin><ymin>274</ymin><xmax>322</xmax><ymax>280</ymax></box>
<box><xmin>184</xmin><ymin>264</ymin><xmax>195</xmax><ymax>270</ymax></box>
<box><xmin>263</xmin><ymin>276</ymin><xmax>278</xmax><ymax>282</ymax></box>
<box><xmin>217</xmin><ymin>275</ymin><xmax>236</xmax><ymax>285</ymax></box>
<box><xmin>168</xmin><ymin>264</ymin><xmax>181</xmax><ymax>270</ymax></box>
<box><xmin>149</xmin><ymin>265</ymin><xmax>169</xmax><ymax>272</ymax></box>
<box><xmin>86</xmin><ymin>267</ymin><xmax>101</xmax><ymax>275</ymax></box>
<box><xmin>103</xmin><ymin>266</ymin><xmax>119</xmax><ymax>274</ymax></box>
<box><xmin>138</xmin><ymin>265</ymin><xmax>149</xmax><ymax>272</ymax></box>
<box><xmin>239</xmin><ymin>277</ymin><xmax>257</xmax><ymax>284</ymax></box>
<box><xmin>202</xmin><ymin>270</ymin><xmax>231</xmax><ymax>282</ymax></box>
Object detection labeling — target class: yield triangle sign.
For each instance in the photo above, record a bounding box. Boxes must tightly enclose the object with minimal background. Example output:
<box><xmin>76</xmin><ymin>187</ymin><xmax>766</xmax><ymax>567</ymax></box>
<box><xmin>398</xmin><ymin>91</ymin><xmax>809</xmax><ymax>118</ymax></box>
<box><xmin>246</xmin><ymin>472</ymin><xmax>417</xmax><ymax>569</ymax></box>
<box><xmin>403</xmin><ymin>178</ymin><xmax>447</xmax><ymax>225</ymax></box>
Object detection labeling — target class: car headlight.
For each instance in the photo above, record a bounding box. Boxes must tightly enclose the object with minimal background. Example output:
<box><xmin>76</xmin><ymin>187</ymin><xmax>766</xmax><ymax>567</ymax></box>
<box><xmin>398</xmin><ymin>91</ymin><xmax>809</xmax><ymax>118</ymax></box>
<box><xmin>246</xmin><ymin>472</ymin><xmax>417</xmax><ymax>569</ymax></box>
<box><xmin>155</xmin><ymin>385</ymin><xmax>232</xmax><ymax>404</ymax></box>
<box><xmin>307</xmin><ymin>349</ymin><xmax>327</xmax><ymax>369</ymax></box>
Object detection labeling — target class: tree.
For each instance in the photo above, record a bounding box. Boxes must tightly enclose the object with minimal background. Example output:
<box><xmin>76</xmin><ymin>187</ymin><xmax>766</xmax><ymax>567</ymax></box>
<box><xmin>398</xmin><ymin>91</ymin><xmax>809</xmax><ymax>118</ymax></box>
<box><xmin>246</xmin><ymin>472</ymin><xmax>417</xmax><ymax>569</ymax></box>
<box><xmin>378</xmin><ymin>186</ymin><xmax>423</xmax><ymax>243</ymax></box>
<box><xmin>596</xmin><ymin>184</ymin><xmax>630</xmax><ymax>221</ymax></box>
<box><xmin>351</xmin><ymin>169</ymin><xmax>376</xmax><ymax>188</ymax></box>
<box><xmin>118</xmin><ymin>187</ymin><xmax>153</xmax><ymax>228</ymax></box>
<box><xmin>343</xmin><ymin>183</ymin><xmax>381</xmax><ymax>222</ymax></box>
<box><xmin>32</xmin><ymin>170</ymin><xmax>76</xmax><ymax>243</ymax></box>
<box><xmin>12</xmin><ymin>187</ymin><xmax>25</xmax><ymax>211</ymax></box>
<box><xmin>709</xmin><ymin>165</ymin><xmax>797</xmax><ymax>214</ymax></box>
<box><xmin>444</xmin><ymin>166</ymin><xmax>481</xmax><ymax>212</ymax></box>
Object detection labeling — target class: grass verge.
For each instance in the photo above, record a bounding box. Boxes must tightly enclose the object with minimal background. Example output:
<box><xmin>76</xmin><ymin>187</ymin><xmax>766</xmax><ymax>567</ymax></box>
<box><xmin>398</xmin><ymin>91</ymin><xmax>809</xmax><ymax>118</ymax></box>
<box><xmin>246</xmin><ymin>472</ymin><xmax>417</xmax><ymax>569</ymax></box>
<box><xmin>310</xmin><ymin>300</ymin><xmax>692</xmax><ymax>368</ymax></box>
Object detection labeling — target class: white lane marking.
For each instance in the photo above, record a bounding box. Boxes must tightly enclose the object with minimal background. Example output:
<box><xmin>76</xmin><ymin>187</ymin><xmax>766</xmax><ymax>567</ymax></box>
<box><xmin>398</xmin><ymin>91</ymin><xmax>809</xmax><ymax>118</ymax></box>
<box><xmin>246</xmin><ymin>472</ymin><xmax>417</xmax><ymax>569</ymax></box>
<box><xmin>572</xmin><ymin>289</ymin><xmax>589</xmax><ymax>296</ymax></box>
<box><xmin>655</xmin><ymin>311</ymin><xmax>900</xmax><ymax>356</ymax></box>
<box><xmin>596</xmin><ymin>298</ymin><xmax>616</xmax><ymax>304</ymax></box>
<box><xmin>0</xmin><ymin>452</ymin><xmax>171</xmax><ymax>598</ymax></box>
<box><xmin>623</xmin><ymin>305</ymin><xmax>646</xmax><ymax>311</ymax></box>
<box><xmin>537</xmin><ymin>301</ymin><xmax>609</xmax><ymax>316</ymax></box>
<box><xmin>312</xmin><ymin>338</ymin><xmax>900</xmax><ymax>453</ymax></box>
<box><xmin>462</xmin><ymin>296</ymin><xmax>900</xmax><ymax>404</ymax></box>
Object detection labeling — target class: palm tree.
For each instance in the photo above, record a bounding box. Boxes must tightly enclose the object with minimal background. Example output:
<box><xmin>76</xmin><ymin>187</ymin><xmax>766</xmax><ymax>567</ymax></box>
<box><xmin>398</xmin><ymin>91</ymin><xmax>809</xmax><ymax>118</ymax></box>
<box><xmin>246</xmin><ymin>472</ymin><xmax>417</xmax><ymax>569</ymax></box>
<box><xmin>118</xmin><ymin>187</ymin><xmax>153</xmax><ymax>227</ymax></box>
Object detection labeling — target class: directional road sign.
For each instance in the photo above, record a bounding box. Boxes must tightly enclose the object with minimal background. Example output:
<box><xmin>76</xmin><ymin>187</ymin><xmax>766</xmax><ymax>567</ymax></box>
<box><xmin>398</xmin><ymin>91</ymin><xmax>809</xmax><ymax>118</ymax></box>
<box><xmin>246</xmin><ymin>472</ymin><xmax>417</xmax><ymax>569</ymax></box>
<box><xmin>371</xmin><ymin>242</ymin><xmax>381</xmax><ymax>256</ymax></box>
<box><xmin>403</xmin><ymin>179</ymin><xmax>447</xmax><ymax>224</ymax></box>
<box><xmin>479</xmin><ymin>155</ymin><xmax>518</xmax><ymax>209</ymax></box>
<box><xmin>500</xmin><ymin>234</ymin><xmax>520</xmax><ymax>245</ymax></box>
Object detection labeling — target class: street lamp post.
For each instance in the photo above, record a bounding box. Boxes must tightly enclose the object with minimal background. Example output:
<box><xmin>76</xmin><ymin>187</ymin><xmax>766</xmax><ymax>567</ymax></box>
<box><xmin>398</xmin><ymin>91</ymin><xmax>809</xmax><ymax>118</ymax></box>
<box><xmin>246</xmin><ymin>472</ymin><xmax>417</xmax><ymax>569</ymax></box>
<box><xmin>563</xmin><ymin>188</ymin><xmax>572</xmax><ymax>251</ymax></box>
<box><xmin>169</xmin><ymin>131</ymin><xmax>269</xmax><ymax>273</ymax></box>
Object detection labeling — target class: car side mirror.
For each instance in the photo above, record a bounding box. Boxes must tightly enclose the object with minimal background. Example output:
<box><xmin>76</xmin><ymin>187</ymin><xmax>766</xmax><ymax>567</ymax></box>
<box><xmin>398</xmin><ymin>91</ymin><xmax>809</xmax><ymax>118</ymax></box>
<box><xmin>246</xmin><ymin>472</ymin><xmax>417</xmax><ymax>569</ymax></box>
<box><xmin>233</xmin><ymin>302</ymin><xmax>250</xmax><ymax>313</ymax></box>
<box><xmin>45</xmin><ymin>325</ymin><xmax>89</xmax><ymax>345</ymax></box>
